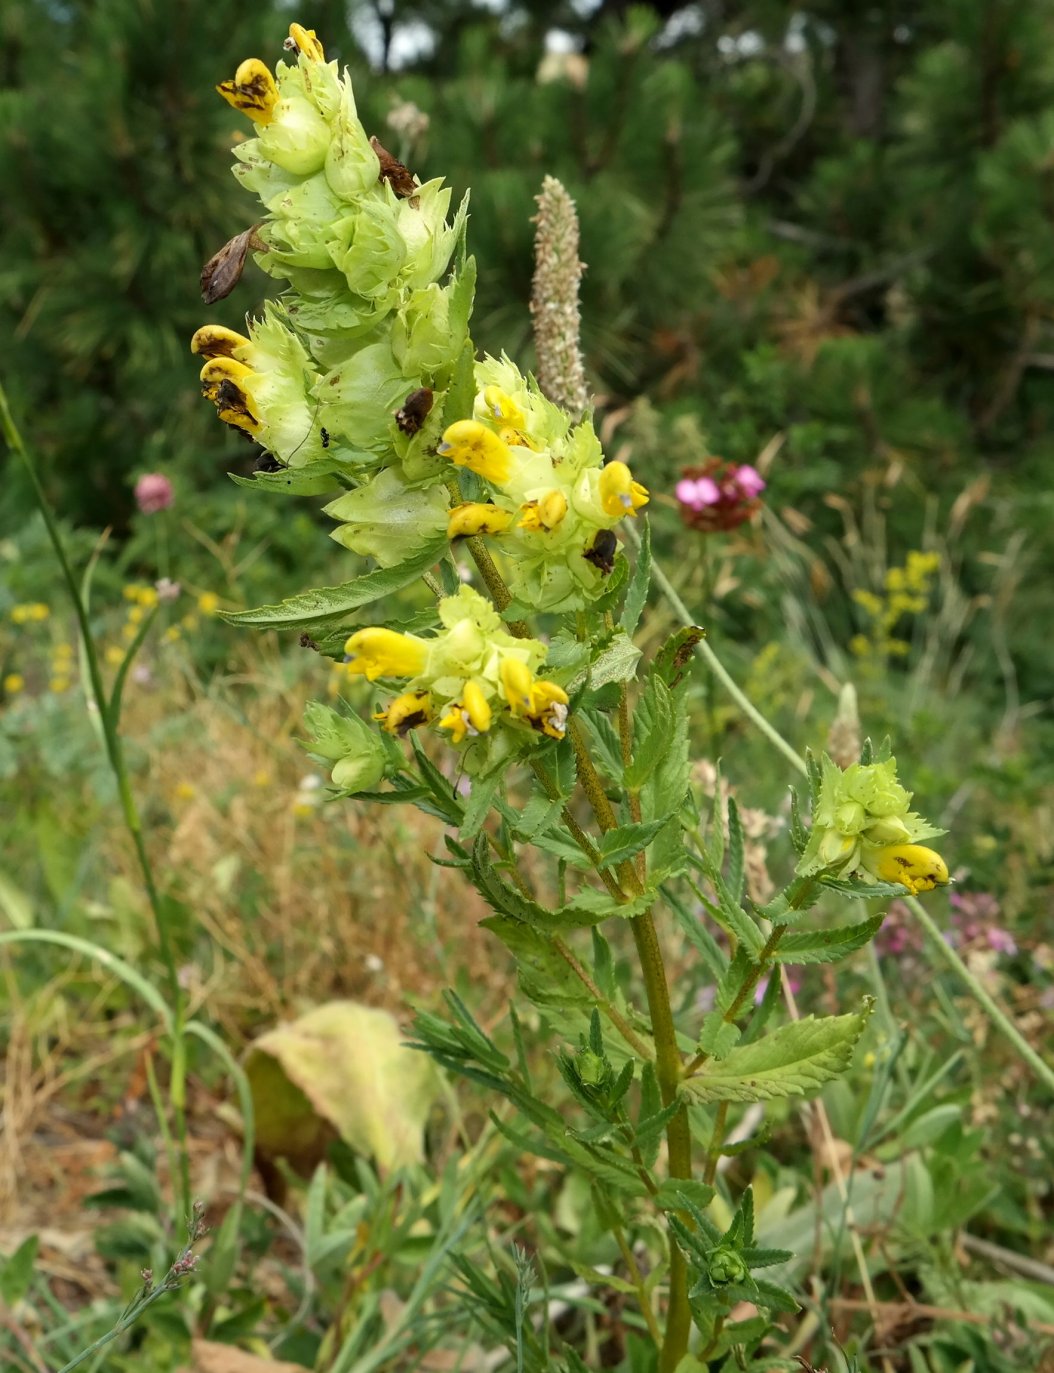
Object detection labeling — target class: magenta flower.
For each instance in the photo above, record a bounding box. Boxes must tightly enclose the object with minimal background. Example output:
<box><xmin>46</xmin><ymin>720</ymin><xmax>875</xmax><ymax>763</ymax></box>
<box><xmin>135</xmin><ymin>473</ymin><xmax>174</xmax><ymax>515</ymax></box>
<box><xmin>675</xmin><ymin>459</ymin><xmax>766</xmax><ymax>532</ymax></box>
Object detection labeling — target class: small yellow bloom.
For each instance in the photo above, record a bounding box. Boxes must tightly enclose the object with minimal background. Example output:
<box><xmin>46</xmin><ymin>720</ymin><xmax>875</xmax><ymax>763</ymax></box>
<box><xmin>525</xmin><ymin>679</ymin><xmax>570</xmax><ymax>739</ymax></box>
<box><xmin>292</xmin><ymin>799</ymin><xmax>317</xmax><ymax>818</ymax></box>
<box><xmin>123</xmin><ymin>585</ymin><xmax>144</xmax><ymax>602</ymax></box>
<box><xmin>482</xmin><ymin>386</ymin><xmax>527</xmax><ymax>431</ymax></box>
<box><xmin>438</xmin><ymin>421</ymin><xmax>515</xmax><ymax>485</ymax></box>
<box><xmin>49</xmin><ymin>677</ymin><xmax>71</xmax><ymax>694</ymax></box>
<box><xmin>518</xmin><ymin>490</ymin><xmax>568</xmax><ymax>532</ymax></box>
<box><xmin>10</xmin><ymin>606</ymin><xmax>29</xmax><ymax>625</ymax></box>
<box><xmin>462</xmin><ymin>680</ymin><xmax>492</xmax><ymax>733</ymax></box>
<box><xmin>163</xmin><ymin>626</ymin><xmax>182</xmax><ymax>644</ymax></box>
<box><xmin>287</xmin><ymin>23</ymin><xmax>325</xmax><ymax>60</ymax></box>
<box><xmin>197</xmin><ymin>592</ymin><xmax>220</xmax><ymax>616</ymax></box>
<box><xmin>849</xmin><ymin>634</ymin><xmax>871</xmax><ymax>657</ymax></box>
<box><xmin>598</xmin><ymin>461</ymin><xmax>649</xmax><ymax>519</ymax></box>
<box><xmin>182</xmin><ymin>614</ymin><xmax>200</xmax><ymax>631</ymax></box>
<box><xmin>136</xmin><ymin>587</ymin><xmax>159</xmax><ymax>608</ymax></box>
<box><xmin>105</xmin><ymin>646</ymin><xmax>125</xmax><ymax>665</ymax></box>
<box><xmin>374</xmin><ymin>691</ymin><xmax>432</xmax><ymax>736</ymax></box>
<box><xmin>121</xmin><ymin>624</ymin><xmax>138</xmax><ymax>642</ymax></box>
<box><xmin>127</xmin><ymin>606</ymin><xmax>144</xmax><ymax>625</ymax></box>
<box><xmin>252</xmin><ymin>768</ymin><xmax>272</xmax><ymax>787</ymax></box>
<box><xmin>27</xmin><ymin>603</ymin><xmax>50</xmax><ymax>622</ymax></box>
<box><xmin>344</xmin><ymin>627</ymin><xmax>428</xmax><ymax>681</ymax></box>
<box><xmin>53</xmin><ymin>643</ymin><xmax>74</xmax><ymax>660</ymax></box>
<box><xmin>199</xmin><ymin>357</ymin><xmax>261</xmax><ymax>436</ymax></box>
<box><xmin>216</xmin><ymin>57</ymin><xmax>279</xmax><ymax>126</ymax></box>
<box><xmin>447</xmin><ymin>503</ymin><xmax>515</xmax><ymax>539</ymax></box>
<box><xmin>190</xmin><ymin>324</ymin><xmax>251</xmax><ymax>359</ymax></box>
<box><xmin>871</xmin><ymin>844</ymin><xmax>949</xmax><ymax>896</ymax></box>
<box><xmin>3</xmin><ymin>673</ymin><xmax>24</xmax><ymax>694</ymax></box>
<box><xmin>173</xmin><ymin>781</ymin><xmax>196</xmax><ymax>802</ymax></box>
<box><xmin>500</xmin><ymin>657</ymin><xmax>535</xmax><ymax>714</ymax></box>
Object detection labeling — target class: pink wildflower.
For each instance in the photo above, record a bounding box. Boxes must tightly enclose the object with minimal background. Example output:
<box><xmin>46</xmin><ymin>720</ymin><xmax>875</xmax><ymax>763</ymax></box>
<box><xmin>135</xmin><ymin>473</ymin><xmax>174</xmax><ymax>515</ymax></box>
<box><xmin>675</xmin><ymin>459</ymin><xmax>766</xmax><ymax>533</ymax></box>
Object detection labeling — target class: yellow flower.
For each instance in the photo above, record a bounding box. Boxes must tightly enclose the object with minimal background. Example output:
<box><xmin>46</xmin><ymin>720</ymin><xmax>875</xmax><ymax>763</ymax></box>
<box><xmin>53</xmin><ymin>643</ymin><xmax>74</xmax><ymax>660</ymax></box>
<box><xmin>199</xmin><ymin>357</ymin><xmax>262</xmax><ymax>436</ymax></box>
<box><xmin>123</xmin><ymin>585</ymin><xmax>144</xmax><ymax>602</ymax></box>
<box><xmin>49</xmin><ymin>677</ymin><xmax>71</xmax><ymax>694</ymax></box>
<box><xmin>849</xmin><ymin>635</ymin><xmax>871</xmax><ymax>657</ymax></box>
<box><xmin>173</xmin><ymin>781</ymin><xmax>196</xmax><ymax>802</ymax></box>
<box><xmin>525</xmin><ymin>680</ymin><xmax>570</xmax><ymax>739</ymax></box>
<box><xmin>343</xmin><ymin>627</ymin><xmax>428</xmax><ymax>681</ymax></box>
<box><xmin>163</xmin><ymin>626</ymin><xmax>182</xmax><ymax>644</ymax></box>
<box><xmin>518</xmin><ymin>490</ymin><xmax>568</xmax><ymax>532</ymax></box>
<box><xmin>438</xmin><ymin>680</ymin><xmax>493</xmax><ymax>744</ymax></box>
<box><xmin>27</xmin><ymin>603</ymin><xmax>50</xmax><ymax>622</ymax></box>
<box><xmin>438</xmin><ymin>421</ymin><xmax>515</xmax><ymax>485</ymax></box>
<box><xmin>869</xmin><ymin>844</ymin><xmax>949</xmax><ymax>896</ymax></box>
<box><xmin>481</xmin><ymin>386</ymin><xmax>528</xmax><ymax>431</ymax></box>
<box><xmin>598</xmin><ymin>461</ymin><xmax>649</xmax><ymax>518</ymax></box>
<box><xmin>190</xmin><ymin>325</ymin><xmax>252</xmax><ymax>360</ymax></box>
<box><xmin>447</xmin><ymin>503</ymin><xmax>515</xmax><ymax>539</ymax></box>
<box><xmin>216</xmin><ymin>57</ymin><xmax>279</xmax><ymax>126</ymax></box>
<box><xmin>197</xmin><ymin>592</ymin><xmax>220</xmax><ymax>615</ymax></box>
<box><xmin>374</xmin><ymin>691</ymin><xmax>432</xmax><ymax>736</ymax></box>
<box><xmin>499</xmin><ymin>658</ymin><xmax>535</xmax><ymax>714</ymax></box>
<box><xmin>3</xmin><ymin>673</ymin><xmax>24</xmax><ymax>694</ymax></box>
<box><xmin>121</xmin><ymin>624</ymin><xmax>138</xmax><ymax>642</ymax></box>
<box><xmin>105</xmin><ymin>646</ymin><xmax>125</xmax><ymax>665</ymax></box>
<box><xmin>127</xmin><ymin>606</ymin><xmax>144</xmax><ymax>625</ymax></box>
<box><xmin>252</xmin><ymin>768</ymin><xmax>272</xmax><ymax>787</ymax></box>
<box><xmin>287</xmin><ymin>22</ymin><xmax>325</xmax><ymax>60</ymax></box>
<box><xmin>136</xmin><ymin>587</ymin><xmax>159</xmax><ymax>609</ymax></box>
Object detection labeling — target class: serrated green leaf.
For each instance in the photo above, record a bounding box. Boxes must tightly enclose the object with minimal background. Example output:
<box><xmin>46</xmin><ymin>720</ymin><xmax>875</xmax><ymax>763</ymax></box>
<box><xmin>223</xmin><ymin>530</ymin><xmax>449</xmax><ymax>629</ymax></box>
<box><xmin>685</xmin><ymin>1007</ymin><xmax>871</xmax><ymax>1104</ymax></box>
<box><xmin>229</xmin><ymin>457</ymin><xmax>351</xmax><ymax>496</ymax></box>
<box><xmin>597</xmin><ymin>817</ymin><xmax>669</xmax><ymax>868</ymax></box>
<box><xmin>654</xmin><ymin>1179</ymin><xmax>717</xmax><ymax>1212</ymax></box>
<box><xmin>773</xmin><ymin>915</ymin><xmax>884</xmax><ymax>965</ymax></box>
<box><xmin>654</xmin><ymin>625</ymin><xmax>704</xmax><ymax>689</ymax></box>
<box><xmin>620</xmin><ymin>516</ymin><xmax>651</xmax><ymax>634</ymax></box>
<box><xmin>726</xmin><ymin>798</ymin><xmax>745</xmax><ymax>904</ymax></box>
<box><xmin>580</xmin><ymin>710</ymin><xmax>626</xmax><ymax>784</ymax></box>
<box><xmin>582</xmin><ymin>632</ymin><xmax>642</xmax><ymax>690</ymax></box>
<box><xmin>624</xmin><ymin>673</ymin><xmax>672</xmax><ymax>790</ymax></box>
<box><xmin>460</xmin><ymin>766</ymin><xmax>502</xmax><ymax>840</ymax></box>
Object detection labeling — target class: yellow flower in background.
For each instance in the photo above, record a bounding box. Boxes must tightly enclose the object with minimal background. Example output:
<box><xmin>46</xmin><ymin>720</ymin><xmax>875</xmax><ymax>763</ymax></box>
<box><xmin>105</xmin><ymin>646</ymin><xmax>125</xmax><ymax>666</ymax></box>
<box><xmin>49</xmin><ymin>677</ymin><xmax>71</xmax><ymax>694</ymax></box>
<box><xmin>10</xmin><ymin>603</ymin><xmax>50</xmax><ymax>625</ymax></box>
<box><xmin>172</xmin><ymin>781</ymin><xmax>197</xmax><ymax>802</ymax></box>
<box><xmin>3</xmin><ymin>673</ymin><xmax>25</xmax><ymax>694</ymax></box>
<box><xmin>127</xmin><ymin>606</ymin><xmax>144</xmax><ymax>625</ymax></box>
<box><xmin>197</xmin><ymin>593</ymin><xmax>221</xmax><ymax>615</ymax></box>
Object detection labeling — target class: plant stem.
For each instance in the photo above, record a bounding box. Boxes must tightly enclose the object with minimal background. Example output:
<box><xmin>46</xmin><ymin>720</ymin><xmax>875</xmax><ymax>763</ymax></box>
<box><xmin>614</xmin><ymin>1224</ymin><xmax>664</xmax><ymax>1348</ymax></box>
<box><xmin>703</xmin><ymin>1101</ymin><xmax>729</xmax><ymax>1186</ymax></box>
<box><xmin>552</xmin><ymin>936</ymin><xmax>654</xmax><ymax>1061</ymax></box>
<box><xmin>0</xmin><ymin>381</ymin><xmax>191</xmax><ymax>1209</ymax></box>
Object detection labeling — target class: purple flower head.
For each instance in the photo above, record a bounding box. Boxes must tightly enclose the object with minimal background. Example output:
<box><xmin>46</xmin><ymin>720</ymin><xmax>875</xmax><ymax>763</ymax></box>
<box><xmin>675</xmin><ymin>458</ymin><xmax>766</xmax><ymax>533</ymax></box>
<box><xmin>135</xmin><ymin>473</ymin><xmax>174</xmax><ymax>515</ymax></box>
<box><xmin>675</xmin><ymin>476</ymin><xmax>721</xmax><ymax>511</ymax></box>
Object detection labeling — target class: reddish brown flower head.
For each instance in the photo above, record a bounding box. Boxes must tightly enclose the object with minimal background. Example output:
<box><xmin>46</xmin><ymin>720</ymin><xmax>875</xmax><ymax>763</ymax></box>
<box><xmin>675</xmin><ymin>458</ymin><xmax>765</xmax><ymax>533</ymax></box>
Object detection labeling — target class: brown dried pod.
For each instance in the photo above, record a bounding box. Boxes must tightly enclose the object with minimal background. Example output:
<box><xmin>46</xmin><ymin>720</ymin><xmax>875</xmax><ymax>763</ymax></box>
<box><xmin>394</xmin><ymin>387</ymin><xmax>434</xmax><ymax>436</ymax></box>
<box><xmin>370</xmin><ymin>136</ymin><xmax>417</xmax><ymax>199</ymax></box>
<box><xmin>200</xmin><ymin>224</ymin><xmax>264</xmax><ymax>304</ymax></box>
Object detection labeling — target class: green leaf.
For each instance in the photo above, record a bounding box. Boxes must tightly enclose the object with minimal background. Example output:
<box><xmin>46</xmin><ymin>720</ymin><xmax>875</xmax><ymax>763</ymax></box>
<box><xmin>684</xmin><ymin>1007</ymin><xmax>872</xmax><ymax>1104</ymax></box>
<box><xmin>620</xmin><ymin>516</ymin><xmax>651</xmax><ymax>634</ymax></box>
<box><xmin>0</xmin><ymin>1234</ymin><xmax>38</xmax><ymax>1305</ymax></box>
<box><xmin>223</xmin><ymin>530</ymin><xmax>449</xmax><ymax>629</ymax></box>
<box><xmin>624</xmin><ymin>673</ymin><xmax>672</xmax><ymax>790</ymax></box>
<box><xmin>461</xmin><ymin>766</ymin><xmax>503</xmax><ymax>840</ymax></box>
<box><xmin>229</xmin><ymin>456</ymin><xmax>351</xmax><ymax>496</ymax></box>
<box><xmin>578</xmin><ymin>632</ymin><xmax>642</xmax><ymax>691</ymax></box>
<box><xmin>654</xmin><ymin>1179</ymin><xmax>717</xmax><ymax>1212</ymax></box>
<box><xmin>773</xmin><ymin>914</ymin><xmax>885</xmax><ymax>965</ymax></box>
<box><xmin>580</xmin><ymin>710</ymin><xmax>626</xmax><ymax>785</ymax></box>
<box><xmin>596</xmin><ymin>818</ymin><xmax>669</xmax><ymax>868</ymax></box>
<box><xmin>481</xmin><ymin>916</ymin><xmax>594</xmax><ymax>1011</ymax></box>
<box><xmin>653</xmin><ymin>625</ymin><xmax>704</xmax><ymax>689</ymax></box>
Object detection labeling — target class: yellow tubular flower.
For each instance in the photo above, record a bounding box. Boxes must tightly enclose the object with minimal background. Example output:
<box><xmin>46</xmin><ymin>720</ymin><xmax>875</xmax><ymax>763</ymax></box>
<box><xmin>199</xmin><ymin>357</ymin><xmax>261</xmax><ymax>435</ymax></box>
<box><xmin>518</xmin><ymin>490</ymin><xmax>568</xmax><ymax>532</ymax></box>
<box><xmin>447</xmin><ymin>503</ymin><xmax>515</xmax><ymax>539</ymax></box>
<box><xmin>527</xmin><ymin>680</ymin><xmax>570</xmax><ymax>739</ymax></box>
<box><xmin>462</xmin><ymin>680</ymin><xmax>492</xmax><ymax>733</ymax></box>
<box><xmin>287</xmin><ymin>24</ymin><xmax>325</xmax><ymax>60</ymax></box>
<box><xmin>216</xmin><ymin>58</ymin><xmax>279</xmax><ymax>126</ymax></box>
<box><xmin>375</xmin><ymin>691</ymin><xmax>432</xmax><ymax>736</ymax></box>
<box><xmin>438</xmin><ymin>421</ymin><xmax>514</xmax><ymax>485</ymax></box>
<box><xmin>872</xmin><ymin>844</ymin><xmax>950</xmax><ymax>896</ymax></box>
<box><xmin>344</xmin><ymin>628</ymin><xmax>428</xmax><ymax>681</ymax></box>
<box><xmin>599</xmin><ymin>461</ymin><xmax>649</xmax><ymax>519</ymax></box>
<box><xmin>500</xmin><ymin>658</ymin><xmax>535</xmax><ymax>714</ymax></box>
<box><xmin>482</xmin><ymin>386</ymin><xmax>527</xmax><ymax>431</ymax></box>
<box><xmin>190</xmin><ymin>325</ymin><xmax>251</xmax><ymax>360</ymax></box>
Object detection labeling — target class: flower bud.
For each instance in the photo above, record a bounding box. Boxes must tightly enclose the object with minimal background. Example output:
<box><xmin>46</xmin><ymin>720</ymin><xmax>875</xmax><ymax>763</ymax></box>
<box><xmin>708</xmin><ymin>1247</ymin><xmax>749</xmax><ymax>1286</ymax></box>
<box><xmin>865</xmin><ymin>844</ymin><xmax>949</xmax><ymax>895</ymax></box>
<box><xmin>301</xmin><ymin>701</ymin><xmax>388</xmax><ymax>793</ymax></box>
